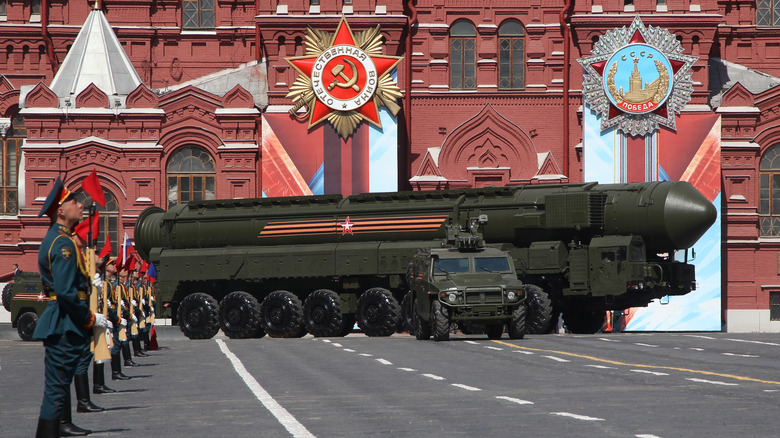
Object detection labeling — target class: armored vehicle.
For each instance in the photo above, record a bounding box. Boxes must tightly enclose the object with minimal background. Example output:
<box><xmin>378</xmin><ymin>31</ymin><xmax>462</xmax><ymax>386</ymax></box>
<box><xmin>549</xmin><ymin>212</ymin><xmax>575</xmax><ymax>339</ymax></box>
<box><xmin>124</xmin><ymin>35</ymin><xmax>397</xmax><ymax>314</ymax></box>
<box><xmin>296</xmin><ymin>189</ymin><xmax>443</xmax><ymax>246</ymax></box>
<box><xmin>134</xmin><ymin>180</ymin><xmax>717</xmax><ymax>339</ymax></box>
<box><xmin>405</xmin><ymin>247</ymin><xmax>528</xmax><ymax>341</ymax></box>
<box><xmin>4</xmin><ymin>272</ymin><xmax>46</xmax><ymax>341</ymax></box>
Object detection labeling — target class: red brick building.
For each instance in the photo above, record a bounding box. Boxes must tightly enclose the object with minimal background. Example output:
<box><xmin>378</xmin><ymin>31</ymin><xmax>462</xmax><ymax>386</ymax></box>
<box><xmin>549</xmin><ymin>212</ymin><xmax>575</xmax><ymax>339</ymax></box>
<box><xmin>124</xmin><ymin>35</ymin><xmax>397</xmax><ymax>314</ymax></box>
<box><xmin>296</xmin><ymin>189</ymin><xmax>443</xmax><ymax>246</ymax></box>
<box><xmin>1</xmin><ymin>0</ymin><xmax>780</xmax><ymax>331</ymax></box>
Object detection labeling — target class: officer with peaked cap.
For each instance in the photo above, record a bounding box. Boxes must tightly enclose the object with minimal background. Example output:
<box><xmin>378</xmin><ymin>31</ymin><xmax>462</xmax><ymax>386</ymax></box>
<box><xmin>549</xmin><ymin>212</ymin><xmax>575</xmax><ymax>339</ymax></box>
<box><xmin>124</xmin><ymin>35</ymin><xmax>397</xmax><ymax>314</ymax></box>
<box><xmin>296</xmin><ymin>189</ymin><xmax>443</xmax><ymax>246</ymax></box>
<box><xmin>33</xmin><ymin>178</ymin><xmax>111</xmax><ymax>438</ymax></box>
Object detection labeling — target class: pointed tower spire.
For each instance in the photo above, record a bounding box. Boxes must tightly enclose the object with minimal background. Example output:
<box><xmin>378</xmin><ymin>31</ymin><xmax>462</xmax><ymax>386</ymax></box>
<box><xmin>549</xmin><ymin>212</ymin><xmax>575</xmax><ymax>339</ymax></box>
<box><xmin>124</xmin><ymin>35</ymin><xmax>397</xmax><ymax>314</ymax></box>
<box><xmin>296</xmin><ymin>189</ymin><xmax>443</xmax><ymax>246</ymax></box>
<box><xmin>49</xmin><ymin>8</ymin><xmax>143</xmax><ymax>106</ymax></box>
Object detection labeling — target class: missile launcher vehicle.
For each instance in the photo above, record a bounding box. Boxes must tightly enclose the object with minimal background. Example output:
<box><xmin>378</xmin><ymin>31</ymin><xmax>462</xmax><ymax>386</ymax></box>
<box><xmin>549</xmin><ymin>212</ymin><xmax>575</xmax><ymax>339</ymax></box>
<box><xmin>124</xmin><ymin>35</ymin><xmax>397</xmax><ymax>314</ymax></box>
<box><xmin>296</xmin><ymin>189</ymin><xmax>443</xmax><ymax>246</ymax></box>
<box><xmin>134</xmin><ymin>180</ymin><xmax>716</xmax><ymax>339</ymax></box>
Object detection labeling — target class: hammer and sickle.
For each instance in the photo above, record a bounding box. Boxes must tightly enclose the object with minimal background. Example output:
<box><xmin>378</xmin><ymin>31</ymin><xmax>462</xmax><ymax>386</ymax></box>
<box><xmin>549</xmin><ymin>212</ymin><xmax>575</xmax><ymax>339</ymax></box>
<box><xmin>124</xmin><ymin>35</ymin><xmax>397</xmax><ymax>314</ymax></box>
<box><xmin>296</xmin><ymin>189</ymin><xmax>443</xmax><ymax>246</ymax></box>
<box><xmin>328</xmin><ymin>58</ymin><xmax>360</xmax><ymax>92</ymax></box>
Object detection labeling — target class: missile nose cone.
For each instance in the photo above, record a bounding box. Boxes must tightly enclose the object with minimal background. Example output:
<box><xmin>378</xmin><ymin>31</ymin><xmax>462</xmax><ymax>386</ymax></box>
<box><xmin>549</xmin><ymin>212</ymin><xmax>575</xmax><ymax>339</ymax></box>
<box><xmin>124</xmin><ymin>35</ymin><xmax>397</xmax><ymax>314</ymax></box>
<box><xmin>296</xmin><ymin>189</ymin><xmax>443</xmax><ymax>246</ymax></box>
<box><xmin>664</xmin><ymin>182</ymin><xmax>717</xmax><ymax>250</ymax></box>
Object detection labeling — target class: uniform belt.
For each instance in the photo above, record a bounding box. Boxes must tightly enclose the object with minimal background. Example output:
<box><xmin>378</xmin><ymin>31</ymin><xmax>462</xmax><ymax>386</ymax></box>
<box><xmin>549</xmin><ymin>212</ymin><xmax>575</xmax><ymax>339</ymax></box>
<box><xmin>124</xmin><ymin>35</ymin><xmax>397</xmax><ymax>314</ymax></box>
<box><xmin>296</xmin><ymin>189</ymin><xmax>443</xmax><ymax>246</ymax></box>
<box><xmin>48</xmin><ymin>291</ymin><xmax>88</xmax><ymax>301</ymax></box>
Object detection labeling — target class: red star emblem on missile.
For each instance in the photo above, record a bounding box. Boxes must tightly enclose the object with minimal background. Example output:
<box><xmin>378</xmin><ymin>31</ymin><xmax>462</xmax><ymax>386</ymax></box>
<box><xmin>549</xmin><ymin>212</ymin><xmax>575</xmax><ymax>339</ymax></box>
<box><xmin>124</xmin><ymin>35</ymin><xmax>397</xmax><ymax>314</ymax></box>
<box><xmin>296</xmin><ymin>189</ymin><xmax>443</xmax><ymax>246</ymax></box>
<box><xmin>339</xmin><ymin>216</ymin><xmax>355</xmax><ymax>235</ymax></box>
<box><xmin>286</xmin><ymin>17</ymin><xmax>403</xmax><ymax>131</ymax></box>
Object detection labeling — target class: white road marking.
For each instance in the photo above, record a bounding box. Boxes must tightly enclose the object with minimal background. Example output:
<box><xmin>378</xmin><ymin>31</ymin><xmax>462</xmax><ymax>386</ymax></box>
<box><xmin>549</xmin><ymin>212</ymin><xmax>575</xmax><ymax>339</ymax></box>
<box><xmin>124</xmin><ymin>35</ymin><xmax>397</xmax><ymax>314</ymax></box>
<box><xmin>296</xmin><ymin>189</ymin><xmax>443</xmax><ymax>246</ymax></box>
<box><xmin>543</xmin><ymin>355</ymin><xmax>570</xmax><ymax>363</ymax></box>
<box><xmin>216</xmin><ymin>339</ymin><xmax>316</xmax><ymax>438</ymax></box>
<box><xmin>485</xmin><ymin>346</ymin><xmax>503</xmax><ymax>351</ymax></box>
<box><xmin>634</xmin><ymin>343</ymin><xmax>658</xmax><ymax>348</ymax></box>
<box><xmin>398</xmin><ymin>367</ymin><xmax>417</xmax><ymax>372</ymax></box>
<box><xmin>598</xmin><ymin>337</ymin><xmax>621</xmax><ymax>342</ymax></box>
<box><xmin>764</xmin><ymin>389</ymin><xmax>779</xmax><ymax>393</ymax></box>
<box><xmin>422</xmin><ymin>373</ymin><xmax>446</xmax><ymax>381</ymax></box>
<box><xmin>722</xmin><ymin>352</ymin><xmax>759</xmax><ymax>358</ymax></box>
<box><xmin>584</xmin><ymin>365</ymin><xmax>617</xmax><ymax>369</ymax></box>
<box><xmin>684</xmin><ymin>335</ymin><xmax>716</xmax><ymax>340</ymax></box>
<box><xmin>376</xmin><ymin>358</ymin><xmax>392</xmax><ymax>365</ymax></box>
<box><xmin>514</xmin><ymin>350</ymin><xmax>535</xmax><ymax>355</ymax></box>
<box><xmin>343</xmin><ymin>348</ymin><xmax>355</xmax><ymax>352</ymax></box>
<box><xmin>495</xmin><ymin>396</ymin><xmax>534</xmax><ymax>405</ymax></box>
<box><xmin>359</xmin><ymin>353</ymin><xmax>373</xmax><ymax>357</ymax></box>
<box><xmin>331</xmin><ymin>343</ymin><xmax>342</xmax><ymax>347</ymax></box>
<box><xmin>631</xmin><ymin>369</ymin><xmax>669</xmax><ymax>376</ymax></box>
<box><xmin>551</xmin><ymin>412</ymin><xmax>604</xmax><ymax>421</ymax></box>
<box><xmin>451</xmin><ymin>383</ymin><xmax>481</xmax><ymax>391</ymax></box>
<box><xmin>321</xmin><ymin>339</ymin><xmax>331</xmax><ymax>343</ymax></box>
<box><xmin>636</xmin><ymin>434</ymin><xmax>663</xmax><ymax>438</ymax></box>
<box><xmin>464</xmin><ymin>340</ymin><xmax>480</xmax><ymax>345</ymax></box>
<box><xmin>686</xmin><ymin>378</ymin><xmax>738</xmax><ymax>386</ymax></box>
<box><xmin>689</xmin><ymin>347</ymin><xmax>704</xmax><ymax>351</ymax></box>
<box><xmin>725</xmin><ymin>338</ymin><xmax>780</xmax><ymax>347</ymax></box>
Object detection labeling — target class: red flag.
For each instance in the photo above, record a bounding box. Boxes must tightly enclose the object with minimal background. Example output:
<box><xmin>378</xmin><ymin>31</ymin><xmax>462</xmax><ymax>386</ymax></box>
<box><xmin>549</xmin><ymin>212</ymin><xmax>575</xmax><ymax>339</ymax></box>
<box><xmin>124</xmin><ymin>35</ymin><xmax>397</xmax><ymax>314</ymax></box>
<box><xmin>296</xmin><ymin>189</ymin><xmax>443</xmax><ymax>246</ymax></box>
<box><xmin>124</xmin><ymin>248</ymin><xmax>137</xmax><ymax>271</ymax></box>
<box><xmin>140</xmin><ymin>260</ymin><xmax>149</xmax><ymax>275</ymax></box>
<box><xmin>73</xmin><ymin>211</ymin><xmax>100</xmax><ymax>244</ymax></box>
<box><xmin>126</xmin><ymin>255</ymin><xmax>136</xmax><ymax>271</ymax></box>
<box><xmin>98</xmin><ymin>233</ymin><xmax>111</xmax><ymax>259</ymax></box>
<box><xmin>82</xmin><ymin>169</ymin><xmax>106</xmax><ymax>206</ymax></box>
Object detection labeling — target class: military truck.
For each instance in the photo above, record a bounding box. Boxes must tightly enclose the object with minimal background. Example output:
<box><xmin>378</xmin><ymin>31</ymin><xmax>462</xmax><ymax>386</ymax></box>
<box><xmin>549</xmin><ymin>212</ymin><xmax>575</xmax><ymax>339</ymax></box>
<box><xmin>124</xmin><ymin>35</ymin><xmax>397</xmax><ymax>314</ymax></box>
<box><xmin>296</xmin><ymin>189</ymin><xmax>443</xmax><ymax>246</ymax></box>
<box><xmin>405</xmin><ymin>246</ymin><xmax>529</xmax><ymax>341</ymax></box>
<box><xmin>3</xmin><ymin>272</ymin><xmax>46</xmax><ymax>341</ymax></box>
<box><xmin>134</xmin><ymin>180</ymin><xmax>716</xmax><ymax>339</ymax></box>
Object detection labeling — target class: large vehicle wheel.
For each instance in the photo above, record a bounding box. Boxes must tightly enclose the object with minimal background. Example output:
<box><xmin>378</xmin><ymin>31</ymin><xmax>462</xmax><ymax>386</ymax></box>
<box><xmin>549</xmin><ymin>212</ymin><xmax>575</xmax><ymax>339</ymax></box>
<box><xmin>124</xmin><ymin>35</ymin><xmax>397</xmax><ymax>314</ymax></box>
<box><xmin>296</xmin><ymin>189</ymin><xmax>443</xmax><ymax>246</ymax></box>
<box><xmin>564</xmin><ymin>310</ymin><xmax>605</xmax><ymax>334</ymax></box>
<box><xmin>218</xmin><ymin>291</ymin><xmax>262</xmax><ymax>339</ymax></box>
<box><xmin>304</xmin><ymin>289</ymin><xmax>345</xmax><ymax>337</ymax></box>
<box><xmin>524</xmin><ymin>285</ymin><xmax>554</xmax><ymax>334</ymax></box>
<box><xmin>177</xmin><ymin>293</ymin><xmax>220</xmax><ymax>340</ymax></box>
<box><xmin>17</xmin><ymin>311</ymin><xmax>38</xmax><ymax>341</ymax></box>
<box><xmin>431</xmin><ymin>300</ymin><xmax>452</xmax><ymax>342</ymax></box>
<box><xmin>261</xmin><ymin>290</ymin><xmax>305</xmax><ymax>338</ymax></box>
<box><xmin>508</xmin><ymin>305</ymin><xmax>527</xmax><ymax>340</ymax></box>
<box><xmin>2</xmin><ymin>283</ymin><xmax>12</xmax><ymax>312</ymax></box>
<box><xmin>400</xmin><ymin>292</ymin><xmax>415</xmax><ymax>334</ymax></box>
<box><xmin>413</xmin><ymin>297</ymin><xmax>431</xmax><ymax>340</ymax></box>
<box><xmin>486</xmin><ymin>324</ymin><xmax>504</xmax><ymax>340</ymax></box>
<box><xmin>356</xmin><ymin>288</ymin><xmax>400</xmax><ymax>337</ymax></box>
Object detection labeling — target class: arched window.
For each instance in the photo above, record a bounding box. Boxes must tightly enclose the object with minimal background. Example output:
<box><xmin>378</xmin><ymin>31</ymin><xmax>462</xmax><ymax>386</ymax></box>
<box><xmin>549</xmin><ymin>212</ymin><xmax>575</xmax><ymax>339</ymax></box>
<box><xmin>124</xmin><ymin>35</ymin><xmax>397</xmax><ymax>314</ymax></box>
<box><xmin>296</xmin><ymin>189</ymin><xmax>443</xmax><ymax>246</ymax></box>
<box><xmin>758</xmin><ymin>0</ymin><xmax>780</xmax><ymax>27</ymax></box>
<box><xmin>1</xmin><ymin>113</ymin><xmax>25</xmax><ymax>216</ymax></box>
<box><xmin>75</xmin><ymin>188</ymin><xmax>119</xmax><ymax>255</ymax></box>
<box><xmin>450</xmin><ymin>20</ymin><xmax>476</xmax><ymax>90</ymax></box>
<box><xmin>166</xmin><ymin>146</ymin><xmax>215</xmax><ymax>209</ymax></box>
<box><xmin>760</xmin><ymin>144</ymin><xmax>780</xmax><ymax>236</ymax></box>
<box><xmin>183</xmin><ymin>0</ymin><xmax>214</xmax><ymax>29</ymax></box>
<box><xmin>498</xmin><ymin>20</ymin><xmax>525</xmax><ymax>90</ymax></box>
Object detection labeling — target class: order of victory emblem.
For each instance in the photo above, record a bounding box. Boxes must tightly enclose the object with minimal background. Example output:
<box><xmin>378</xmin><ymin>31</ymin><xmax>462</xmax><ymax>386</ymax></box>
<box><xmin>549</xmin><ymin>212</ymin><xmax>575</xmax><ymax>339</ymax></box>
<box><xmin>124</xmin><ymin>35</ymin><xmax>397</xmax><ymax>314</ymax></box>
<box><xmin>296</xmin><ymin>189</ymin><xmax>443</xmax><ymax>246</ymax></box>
<box><xmin>578</xmin><ymin>16</ymin><xmax>697</xmax><ymax>137</ymax></box>
<box><xmin>285</xmin><ymin>17</ymin><xmax>404</xmax><ymax>139</ymax></box>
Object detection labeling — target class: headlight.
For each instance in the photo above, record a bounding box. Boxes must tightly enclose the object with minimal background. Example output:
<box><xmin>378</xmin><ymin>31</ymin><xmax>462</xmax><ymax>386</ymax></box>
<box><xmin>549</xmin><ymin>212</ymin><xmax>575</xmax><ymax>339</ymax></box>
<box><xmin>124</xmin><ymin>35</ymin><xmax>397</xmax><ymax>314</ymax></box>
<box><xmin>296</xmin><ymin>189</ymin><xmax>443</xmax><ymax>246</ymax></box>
<box><xmin>507</xmin><ymin>291</ymin><xmax>516</xmax><ymax>300</ymax></box>
<box><xmin>448</xmin><ymin>293</ymin><xmax>457</xmax><ymax>303</ymax></box>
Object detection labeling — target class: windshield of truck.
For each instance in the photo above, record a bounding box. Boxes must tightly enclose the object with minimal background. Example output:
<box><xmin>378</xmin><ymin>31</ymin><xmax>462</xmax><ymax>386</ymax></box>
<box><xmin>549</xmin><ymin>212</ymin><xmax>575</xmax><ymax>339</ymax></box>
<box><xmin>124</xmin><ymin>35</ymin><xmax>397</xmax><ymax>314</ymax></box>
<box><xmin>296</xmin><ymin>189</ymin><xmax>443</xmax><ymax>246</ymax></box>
<box><xmin>474</xmin><ymin>257</ymin><xmax>511</xmax><ymax>273</ymax></box>
<box><xmin>435</xmin><ymin>258</ymin><xmax>470</xmax><ymax>273</ymax></box>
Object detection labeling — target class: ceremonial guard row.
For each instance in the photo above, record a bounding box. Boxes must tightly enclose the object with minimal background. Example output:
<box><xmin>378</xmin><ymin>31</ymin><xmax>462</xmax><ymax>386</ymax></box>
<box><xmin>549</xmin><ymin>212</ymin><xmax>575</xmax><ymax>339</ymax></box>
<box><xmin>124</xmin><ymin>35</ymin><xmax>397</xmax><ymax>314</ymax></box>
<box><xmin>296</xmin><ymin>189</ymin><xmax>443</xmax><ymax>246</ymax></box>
<box><xmin>33</xmin><ymin>177</ymin><xmax>158</xmax><ymax>437</ymax></box>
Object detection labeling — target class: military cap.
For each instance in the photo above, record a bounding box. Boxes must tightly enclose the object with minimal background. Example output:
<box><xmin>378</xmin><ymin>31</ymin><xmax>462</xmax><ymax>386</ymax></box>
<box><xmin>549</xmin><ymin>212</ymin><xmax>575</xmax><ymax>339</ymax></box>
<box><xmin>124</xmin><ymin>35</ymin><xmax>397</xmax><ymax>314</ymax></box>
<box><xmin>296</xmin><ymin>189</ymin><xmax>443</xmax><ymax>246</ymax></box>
<box><xmin>37</xmin><ymin>177</ymin><xmax>74</xmax><ymax>218</ymax></box>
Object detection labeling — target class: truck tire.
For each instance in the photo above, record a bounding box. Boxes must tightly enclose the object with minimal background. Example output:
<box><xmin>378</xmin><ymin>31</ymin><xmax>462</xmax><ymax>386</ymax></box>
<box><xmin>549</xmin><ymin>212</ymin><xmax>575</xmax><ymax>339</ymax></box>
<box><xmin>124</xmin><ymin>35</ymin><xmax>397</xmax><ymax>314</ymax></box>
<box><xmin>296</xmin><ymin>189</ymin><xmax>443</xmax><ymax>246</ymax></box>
<box><xmin>357</xmin><ymin>288</ymin><xmax>400</xmax><ymax>337</ymax></box>
<box><xmin>2</xmin><ymin>283</ymin><xmax>12</xmax><ymax>312</ymax></box>
<box><xmin>261</xmin><ymin>290</ymin><xmax>305</xmax><ymax>338</ymax></box>
<box><xmin>219</xmin><ymin>291</ymin><xmax>262</xmax><ymax>339</ymax></box>
<box><xmin>524</xmin><ymin>285</ymin><xmax>553</xmax><ymax>334</ymax></box>
<box><xmin>431</xmin><ymin>300</ymin><xmax>451</xmax><ymax>342</ymax></box>
<box><xmin>564</xmin><ymin>310</ymin><xmax>605</xmax><ymax>334</ymax></box>
<box><xmin>304</xmin><ymin>289</ymin><xmax>345</xmax><ymax>337</ymax></box>
<box><xmin>177</xmin><ymin>293</ymin><xmax>221</xmax><ymax>340</ymax></box>
<box><xmin>413</xmin><ymin>297</ymin><xmax>431</xmax><ymax>340</ymax></box>
<box><xmin>400</xmin><ymin>291</ymin><xmax>415</xmax><ymax>334</ymax></box>
<box><xmin>508</xmin><ymin>305</ymin><xmax>527</xmax><ymax>339</ymax></box>
<box><xmin>486</xmin><ymin>324</ymin><xmax>504</xmax><ymax>340</ymax></box>
<box><xmin>17</xmin><ymin>311</ymin><xmax>38</xmax><ymax>341</ymax></box>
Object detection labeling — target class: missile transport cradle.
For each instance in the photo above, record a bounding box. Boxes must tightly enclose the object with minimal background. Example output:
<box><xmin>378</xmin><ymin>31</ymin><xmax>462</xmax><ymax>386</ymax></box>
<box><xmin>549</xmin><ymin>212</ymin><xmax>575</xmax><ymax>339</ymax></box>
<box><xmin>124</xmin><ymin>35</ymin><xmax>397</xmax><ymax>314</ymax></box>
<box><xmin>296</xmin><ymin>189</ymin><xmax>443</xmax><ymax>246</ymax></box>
<box><xmin>134</xmin><ymin>181</ymin><xmax>716</xmax><ymax>339</ymax></box>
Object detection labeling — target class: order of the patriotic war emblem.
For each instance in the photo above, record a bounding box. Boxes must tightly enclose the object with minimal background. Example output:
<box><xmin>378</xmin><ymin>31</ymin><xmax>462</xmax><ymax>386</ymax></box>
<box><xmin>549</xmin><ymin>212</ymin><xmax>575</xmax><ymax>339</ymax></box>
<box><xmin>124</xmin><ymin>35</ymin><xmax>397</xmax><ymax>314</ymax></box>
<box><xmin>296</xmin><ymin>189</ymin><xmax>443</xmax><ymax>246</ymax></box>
<box><xmin>285</xmin><ymin>17</ymin><xmax>403</xmax><ymax>139</ymax></box>
<box><xmin>578</xmin><ymin>16</ymin><xmax>697</xmax><ymax>137</ymax></box>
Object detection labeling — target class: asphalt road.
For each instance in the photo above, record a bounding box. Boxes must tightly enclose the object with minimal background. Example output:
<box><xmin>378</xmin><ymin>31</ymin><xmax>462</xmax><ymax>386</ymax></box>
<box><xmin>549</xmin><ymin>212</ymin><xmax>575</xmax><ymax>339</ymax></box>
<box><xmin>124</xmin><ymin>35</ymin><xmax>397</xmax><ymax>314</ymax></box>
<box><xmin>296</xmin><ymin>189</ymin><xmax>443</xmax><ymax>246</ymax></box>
<box><xmin>1</xmin><ymin>326</ymin><xmax>778</xmax><ymax>437</ymax></box>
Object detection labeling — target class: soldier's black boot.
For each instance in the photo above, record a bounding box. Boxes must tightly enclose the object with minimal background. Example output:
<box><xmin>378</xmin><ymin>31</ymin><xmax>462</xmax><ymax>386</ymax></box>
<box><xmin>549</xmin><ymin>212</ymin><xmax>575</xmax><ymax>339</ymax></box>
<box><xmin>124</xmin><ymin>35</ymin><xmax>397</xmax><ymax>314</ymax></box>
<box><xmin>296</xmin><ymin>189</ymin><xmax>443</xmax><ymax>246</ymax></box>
<box><xmin>111</xmin><ymin>353</ymin><xmax>130</xmax><ymax>380</ymax></box>
<box><xmin>122</xmin><ymin>343</ymin><xmax>139</xmax><ymax>367</ymax></box>
<box><xmin>60</xmin><ymin>389</ymin><xmax>91</xmax><ymax>436</ymax></box>
<box><xmin>142</xmin><ymin>331</ymin><xmax>151</xmax><ymax>351</ymax></box>
<box><xmin>133</xmin><ymin>338</ymin><xmax>149</xmax><ymax>357</ymax></box>
<box><xmin>74</xmin><ymin>373</ymin><xmax>105</xmax><ymax>413</ymax></box>
<box><xmin>35</xmin><ymin>417</ymin><xmax>61</xmax><ymax>438</ymax></box>
<box><xmin>93</xmin><ymin>363</ymin><xmax>116</xmax><ymax>394</ymax></box>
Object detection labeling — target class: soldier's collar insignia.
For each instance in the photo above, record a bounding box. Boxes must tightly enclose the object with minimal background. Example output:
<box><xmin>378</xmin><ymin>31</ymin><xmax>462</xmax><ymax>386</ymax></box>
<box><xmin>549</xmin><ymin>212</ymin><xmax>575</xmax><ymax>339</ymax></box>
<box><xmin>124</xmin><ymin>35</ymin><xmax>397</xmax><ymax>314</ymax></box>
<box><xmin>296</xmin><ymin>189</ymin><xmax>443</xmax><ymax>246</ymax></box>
<box><xmin>577</xmin><ymin>16</ymin><xmax>697</xmax><ymax>136</ymax></box>
<box><xmin>285</xmin><ymin>16</ymin><xmax>403</xmax><ymax>139</ymax></box>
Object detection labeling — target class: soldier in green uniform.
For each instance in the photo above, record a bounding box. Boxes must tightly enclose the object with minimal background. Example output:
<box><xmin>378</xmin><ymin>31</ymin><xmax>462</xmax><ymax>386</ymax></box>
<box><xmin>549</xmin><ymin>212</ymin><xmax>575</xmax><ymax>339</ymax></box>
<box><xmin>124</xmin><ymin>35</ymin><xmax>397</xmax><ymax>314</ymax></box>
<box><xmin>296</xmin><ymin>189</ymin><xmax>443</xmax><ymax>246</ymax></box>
<box><xmin>105</xmin><ymin>259</ymin><xmax>131</xmax><ymax>380</ymax></box>
<box><xmin>33</xmin><ymin>178</ymin><xmax>111</xmax><ymax>438</ymax></box>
